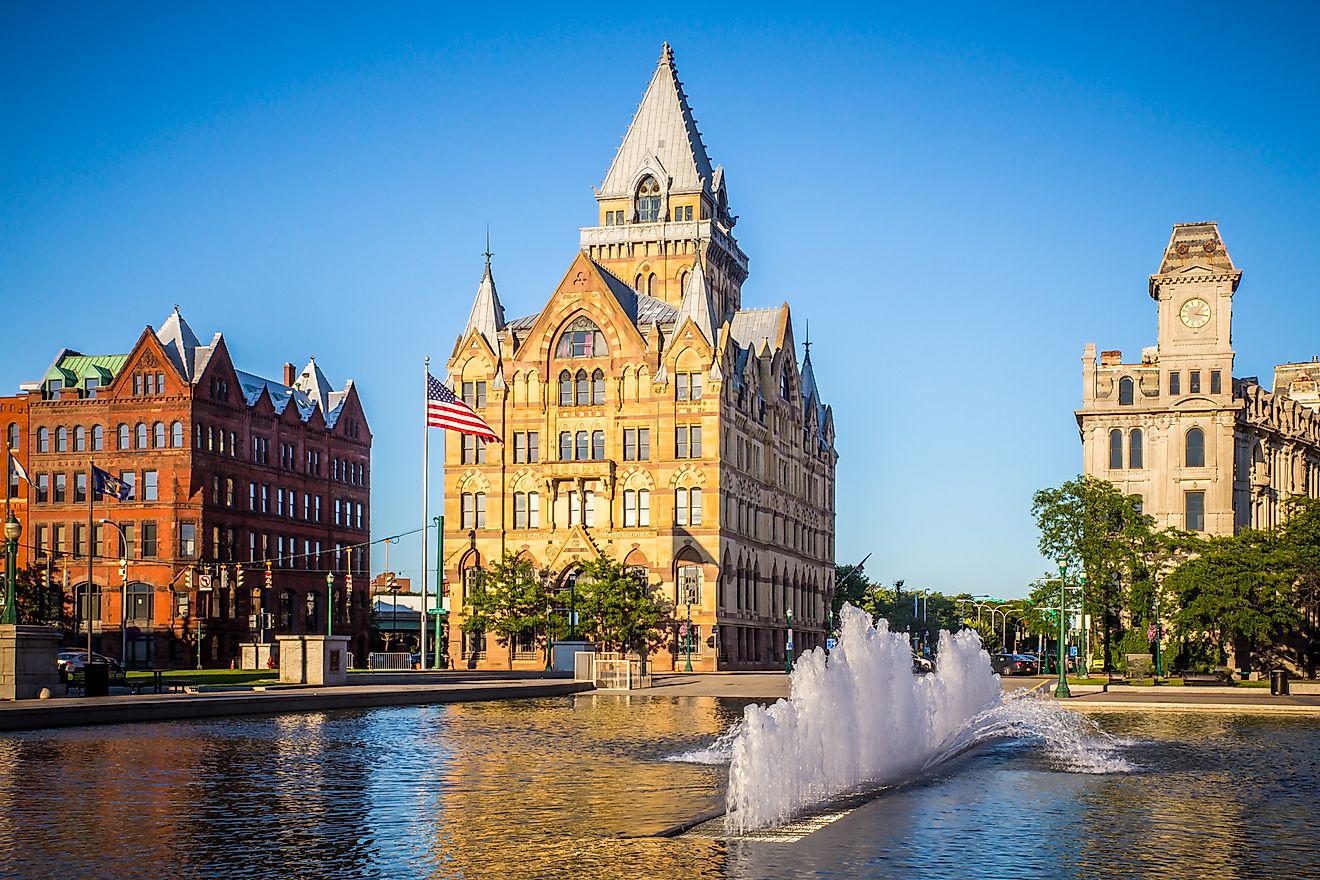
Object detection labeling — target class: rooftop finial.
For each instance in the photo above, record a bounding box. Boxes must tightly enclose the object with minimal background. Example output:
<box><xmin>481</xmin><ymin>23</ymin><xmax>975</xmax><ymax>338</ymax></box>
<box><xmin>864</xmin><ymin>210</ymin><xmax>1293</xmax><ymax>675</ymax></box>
<box><xmin>173</xmin><ymin>304</ymin><xmax>181</xmax><ymax>315</ymax></box>
<box><xmin>483</xmin><ymin>225</ymin><xmax>493</xmax><ymax>268</ymax></box>
<box><xmin>803</xmin><ymin>319</ymin><xmax>812</xmax><ymax>360</ymax></box>
<box><xmin>660</xmin><ymin>42</ymin><xmax>674</xmax><ymax>67</ymax></box>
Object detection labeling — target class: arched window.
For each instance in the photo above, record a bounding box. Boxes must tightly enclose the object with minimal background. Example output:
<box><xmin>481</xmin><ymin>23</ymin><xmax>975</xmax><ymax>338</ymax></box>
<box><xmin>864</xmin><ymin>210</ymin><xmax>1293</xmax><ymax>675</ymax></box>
<box><xmin>591</xmin><ymin>430</ymin><xmax>605</xmax><ymax>460</ymax></box>
<box><xmin>1186</xmin><ymin>427</ymin><xmax>1206</xmax><ymax>468</ymax></box>
<box><xmin>636</xmin><ymin>175</ymin><xmax>660</xmax><ymax>222</ymax></box>
<box><xmin>575</xmin><ymin>431</ymin><xmax>588</xmax><ymax>461</ymax></box>
<box><xmin>646</xmin><ymin>273</ymin><xmax>655</xmax><ymax>296</ymax></box>
<box><xmin>1118</xmin><ymin>377</ymin><xmax>1134</xmax><ymax>406</ymax></box>
<box><xmin>55</xmin><ymin>427</ymin><xmax>68</xmax><ymax>452</ymax></box>
<box><xmin>171</xmin><ymin>421</ymin><xmax>184</xmax><ymax>447</ymax></box>
<box><xmin>559</xmin><ymin>431</ymin><xmax>572</xmax><ymax>461</ymax></box>
<box><xmin>117</xmin><ymin>424</ymin><xmax>129</xmax><ymax>450</ymax></box>
<box><xmin>575</xmin><ymin>370</ymin><xmax>589</xmax><ymax>406</ymax></box>
<box><xmin>36</xmin><ymin>427</ymin><xmax>49</xmax><ymax>453</ymax></box>
<box><xmin>153</xmin><ymin>422</ymin><xmax>166</xmax><ymax>448</ymax></box>
<box><xmin>559</xmin><ymin>371</ymin><xmax>573</xmax><ymax>406</ymax></box>
<box><xmin>91</xmin><ymin>425</ymin><xmax>104</xmax><ymax>451</ymax></box>
<box><xmin>74</xmin><ymin>426</ymin><xmax>86</xmax><ymax>452</ymax></box>
<box><xmin>556</xmin><ymin>317</ymin><xmax>606</xmax><ymax>359</ymax></box>
<box><xmin>1108</xmin><ymin>430</ymin><xmax>1123</xmax><ymax>469</ymax></box>
<box><xmin>592</xmin><ymin>369</ymin><xmax>605</xmax><ymax>405</ymax></box>
<box><xmin>135</xmin><ymin>423</ymin><xmax>148</xmax><ymax>449</ymax></box>
<box><xmin>6</xmin><ymin>423</ymin><xmax>17</xmax><ymax>452</ymax></box>
<box><xmin>1129</xmin><ymin>429</ymin><xmax>1144</xmax><ymax>469</ymax></box>
<box><xmin>634</xmin><ymin>273</ymin><xmax>644</xmax><ymax>291</ymax></box>
<box><xmin>126</xmin><ymin>583</ymin><xmax>153</xmax><ymax>625</ymax></box>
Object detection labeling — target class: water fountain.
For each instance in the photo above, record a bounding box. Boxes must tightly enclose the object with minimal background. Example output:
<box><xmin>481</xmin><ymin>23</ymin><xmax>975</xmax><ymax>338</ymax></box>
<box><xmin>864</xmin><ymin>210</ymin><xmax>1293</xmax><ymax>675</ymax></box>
<box><xmin>722</xmin><ymin>604</ymin><xmax>1131</xmax><ymax>833</ymax></box>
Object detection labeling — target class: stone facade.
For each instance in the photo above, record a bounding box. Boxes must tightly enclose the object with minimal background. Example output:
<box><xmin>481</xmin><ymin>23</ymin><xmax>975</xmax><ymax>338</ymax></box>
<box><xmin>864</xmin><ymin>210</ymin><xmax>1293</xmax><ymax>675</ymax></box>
<box><xmin>10</xmin><ymin>309</ymin><xmax>373</xmax><ymax>668</ymax></box>
<box><xmin>442</xmin><ymin>45</ymin><xmax>837</xmax><ymax>672</ymax></box>
<box><xmin>1078</xmin><ymin>222</ymin><xmax>1320</xmax><ymax>535</ymax></box>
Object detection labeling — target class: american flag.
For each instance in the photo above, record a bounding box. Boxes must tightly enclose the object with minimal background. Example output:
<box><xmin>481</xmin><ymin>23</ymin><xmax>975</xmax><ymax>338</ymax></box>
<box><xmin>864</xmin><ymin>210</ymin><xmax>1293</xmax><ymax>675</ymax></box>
<box><xmin>426</xmin><ymin>372</ymin><xmax>501</xmax><ymax>442</ymax></box>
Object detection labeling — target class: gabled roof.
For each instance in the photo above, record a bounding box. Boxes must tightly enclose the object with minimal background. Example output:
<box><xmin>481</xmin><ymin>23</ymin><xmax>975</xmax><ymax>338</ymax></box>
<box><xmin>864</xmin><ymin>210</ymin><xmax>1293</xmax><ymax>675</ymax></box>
<box><xmin>1154</xmin><ymin>222</ymin><xmax>1238</xmax><ymax>276</ymax></box>
<box><xmin>729</xmin><ymin>307</ymin><xmax>783</xmax><ymax>352</ymax></box>
<box><xmin>598</xmin><ymin>43</ymin><xmax>715</xmax><ymax>199</ymax></box>
<box><xmin>293</xmin><ymin>357</ymin><xmax>333</xmax><ymax>414</ymax></box>
<box><xmin>504</xmin><ymin>263</ymin><xmax>677</xmax><ymax>342</ymax></box>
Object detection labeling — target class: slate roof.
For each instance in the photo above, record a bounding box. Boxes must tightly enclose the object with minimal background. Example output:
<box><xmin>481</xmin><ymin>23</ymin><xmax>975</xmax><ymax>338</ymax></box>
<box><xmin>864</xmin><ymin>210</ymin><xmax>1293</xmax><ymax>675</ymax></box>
<box><xmin>598</xmin><ymin>43</ymin><xmax>715</xmax><ymax>199</ymax></box>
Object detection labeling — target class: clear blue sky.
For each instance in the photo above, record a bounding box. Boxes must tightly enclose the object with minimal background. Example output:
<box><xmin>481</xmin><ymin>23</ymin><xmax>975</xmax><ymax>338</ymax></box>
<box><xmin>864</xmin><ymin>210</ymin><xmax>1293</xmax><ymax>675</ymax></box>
<box><xmin>3</xmin><ymin>4</ymin><xmax>1318</xmax><ymax>598</ymax></box>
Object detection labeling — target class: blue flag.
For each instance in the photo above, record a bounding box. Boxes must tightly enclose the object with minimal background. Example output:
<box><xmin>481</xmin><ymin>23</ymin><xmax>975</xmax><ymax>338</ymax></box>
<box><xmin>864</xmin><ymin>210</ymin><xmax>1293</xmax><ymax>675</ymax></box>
<box><xmin>91</xmin><ymin>465</ymin><xmax>132</xmax><ymax>501</ymax></box>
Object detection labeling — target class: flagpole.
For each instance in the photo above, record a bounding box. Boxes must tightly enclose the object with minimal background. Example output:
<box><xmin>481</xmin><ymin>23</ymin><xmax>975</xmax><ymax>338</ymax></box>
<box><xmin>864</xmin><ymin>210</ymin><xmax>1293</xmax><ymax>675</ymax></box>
<box><xmin>421</xmin><ymin>356</ymin><xmax>430</xmax><ymax>671</ymax></box>
<box><xmin>87</xmin><ymin>461</ymin><xmax>94</xmax><ymax>661</ymax></box>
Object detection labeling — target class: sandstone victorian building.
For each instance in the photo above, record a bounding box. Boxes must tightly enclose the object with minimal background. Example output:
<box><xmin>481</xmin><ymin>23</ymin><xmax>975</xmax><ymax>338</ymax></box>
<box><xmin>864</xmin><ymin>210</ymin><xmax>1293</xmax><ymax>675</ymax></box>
<box><xmin>1078</xmin><ymin>222</ymin><xmax>1320</xmax><ymax>534</ymax></box>
<box><xmin>5</xmin><ymin>309</ymin><xmax>372</xmax><ymax>667</ymax></box>
<box><xmin>443</xmin><ymin>45</ymin><xmax>838</xmax><ymax>671</ymax></box>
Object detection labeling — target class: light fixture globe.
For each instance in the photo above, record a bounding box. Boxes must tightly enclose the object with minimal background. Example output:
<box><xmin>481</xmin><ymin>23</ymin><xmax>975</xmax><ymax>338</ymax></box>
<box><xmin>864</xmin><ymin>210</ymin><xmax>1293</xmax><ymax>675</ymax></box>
<box><xmin>3</xmin><ymin>513</ymin><xmax>20</xmax><ymax>542</ymax></box>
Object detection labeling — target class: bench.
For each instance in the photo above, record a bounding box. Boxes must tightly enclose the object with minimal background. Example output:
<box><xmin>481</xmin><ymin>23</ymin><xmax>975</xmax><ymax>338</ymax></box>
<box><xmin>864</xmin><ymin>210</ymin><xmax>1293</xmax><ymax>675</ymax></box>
<box><xmin>1181</xmin><ymin>671</ymin><xmax>1233</xmax><ymax>685</ymax></box>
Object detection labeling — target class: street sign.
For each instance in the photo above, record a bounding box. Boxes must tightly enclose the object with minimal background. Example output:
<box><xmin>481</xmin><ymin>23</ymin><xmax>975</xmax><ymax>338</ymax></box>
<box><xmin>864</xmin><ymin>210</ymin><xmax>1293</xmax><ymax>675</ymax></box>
<box><xmin>1069</xmin><ymin>646</ymin><xmax>1078</xmax><ymax>657</ymax></box>
<box><xmin>826</xmin><ymin>637</ymin><xmax>837</xmax><ymax>650</ymax></box>
<box><xmin>197</xmin><ymin>574</ymin><xmax>213</xmax><ymax>591</ymax></box>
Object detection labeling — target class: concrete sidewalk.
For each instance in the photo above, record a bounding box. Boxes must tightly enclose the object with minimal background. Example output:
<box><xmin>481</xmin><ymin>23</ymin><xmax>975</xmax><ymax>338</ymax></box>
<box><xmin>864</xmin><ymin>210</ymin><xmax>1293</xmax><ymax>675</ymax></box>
<box><xmin>0</xmin><ymin>676</ymin><xmax>593</xmax><ymax>732</ymax></box>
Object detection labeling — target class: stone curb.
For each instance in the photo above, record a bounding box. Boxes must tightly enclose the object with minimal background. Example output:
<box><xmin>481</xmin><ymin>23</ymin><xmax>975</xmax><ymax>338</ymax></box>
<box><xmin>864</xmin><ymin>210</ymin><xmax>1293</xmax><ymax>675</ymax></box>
<box><xmin>0</xmin><ymin>681</ymin><xmax>596</xmax><ymax>732</ymax></box>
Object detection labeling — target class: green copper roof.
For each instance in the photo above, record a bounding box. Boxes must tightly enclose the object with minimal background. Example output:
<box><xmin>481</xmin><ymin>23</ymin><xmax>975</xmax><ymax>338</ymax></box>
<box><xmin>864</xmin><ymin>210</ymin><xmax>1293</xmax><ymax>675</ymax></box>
<box><xmin>43</xmin><ymin>354</ymin><xmax>130</xmax><ymax>387</ymax></box>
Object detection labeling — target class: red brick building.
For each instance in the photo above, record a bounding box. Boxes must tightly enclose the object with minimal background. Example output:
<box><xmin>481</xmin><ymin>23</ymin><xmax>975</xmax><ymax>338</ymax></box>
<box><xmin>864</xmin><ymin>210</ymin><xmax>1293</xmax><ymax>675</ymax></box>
<box><xmin>10</xmin><ymin>308</ymin><xmax>372</xmax><ymax>667</ymax></box>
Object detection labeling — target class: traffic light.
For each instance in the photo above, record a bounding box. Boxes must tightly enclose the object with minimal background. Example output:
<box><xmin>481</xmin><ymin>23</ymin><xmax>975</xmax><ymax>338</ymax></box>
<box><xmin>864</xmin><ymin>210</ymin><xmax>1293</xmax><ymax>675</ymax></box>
<box><xmin>264</xmin><ymin>561</ymin><xmax>272</xmax><ymax>590</ymax></box>
<box><xmin>185</xmin><ymin>568</ymin><xmax>193</xmax><ymax>592</ymax></box>
<box><xmin>221</xmin><ymin>567</ymin><xmax>229</xmax><ymax>591</ymax></box>
<box><xmin>236</xmin><ymin>566</ymin><xmax>244</xmax><ymax>591</ymax></box>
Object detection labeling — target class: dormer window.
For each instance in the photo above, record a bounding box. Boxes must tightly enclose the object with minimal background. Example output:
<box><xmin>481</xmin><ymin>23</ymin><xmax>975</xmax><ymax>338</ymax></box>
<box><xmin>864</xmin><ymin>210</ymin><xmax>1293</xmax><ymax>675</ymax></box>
<box><xmin>1118</xmin><ymin>377</ymin><xmax>1134</xmax><ymax>406</ymax></box>
<box><xmin>636</xmin><ymin>176</ymin><xmax>661</xmax><ymax>222</ymax></box>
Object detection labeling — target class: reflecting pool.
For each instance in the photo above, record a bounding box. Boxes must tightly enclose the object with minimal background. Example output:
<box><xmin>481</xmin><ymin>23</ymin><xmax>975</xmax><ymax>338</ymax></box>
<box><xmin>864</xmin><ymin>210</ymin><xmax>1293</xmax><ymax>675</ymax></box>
<box><xmin>0</xmin><ymin>697</ymin><xmax>1316</xmax><ymax>879</ymax></box>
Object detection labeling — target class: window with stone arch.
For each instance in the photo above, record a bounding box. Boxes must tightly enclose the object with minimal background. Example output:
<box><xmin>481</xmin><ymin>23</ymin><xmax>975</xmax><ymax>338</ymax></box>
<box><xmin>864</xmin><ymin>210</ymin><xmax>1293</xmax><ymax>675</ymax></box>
<box><xmin>1108</xmin><ymin>429</ymin><xmax>1123</xmax><ymax>470</ymax></box>
<box><xmin>574</xmin><ymin>370</ymin><xmax>589</xmax><ymax>405</ymax></box>
<box><xmin>171</xmin><ymin>421</ymin><xmax>184</xmax><ymax>448</ymax></box>
<box><xmin>1118</xmin><ymin>377</ymin><xmax>1134</xmax><ymax>406</ymax></box>
<box><xmin>1129</xmin><ymin>429</ymin><xmax>1143</xmax><ymax>469</ymax></box>
<box><xmin>636</xmin><ymin>175</ymin><xmax>661</xmax><ymax>222</ymax></box>
<box><xmin>559</xmin><ymin>371</ymin><xmax>573</xmax><ymax>406</ymax></box>
<box><xmin>1185</xmin><ymin>427</ymin><xmax>1206</xmax><ymax>468</ymax></box>
<box><xmin>556</xmin><ymin>317</ymin><xmax>607</xmax><ymax>359</ymax></box>
<box><xmin>592</xmin><ymin>369</ymin><xmax>605</xmax><ymax>405</ymax></box>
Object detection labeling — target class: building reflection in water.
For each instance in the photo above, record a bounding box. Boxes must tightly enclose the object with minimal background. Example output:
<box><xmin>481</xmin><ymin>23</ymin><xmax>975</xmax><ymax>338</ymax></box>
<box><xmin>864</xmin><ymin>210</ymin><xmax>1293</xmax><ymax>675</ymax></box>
<box><xmin>0</xmin><ymin>696</ymin><xmax>745</xmax><ymax>879</ymax></box>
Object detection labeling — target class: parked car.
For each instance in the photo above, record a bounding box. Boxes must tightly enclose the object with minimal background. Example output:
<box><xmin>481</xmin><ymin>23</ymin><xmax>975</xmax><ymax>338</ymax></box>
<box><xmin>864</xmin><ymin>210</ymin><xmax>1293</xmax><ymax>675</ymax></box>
<box><xmin>990</xmin><ymin>653</ymin><xmax>1038</xmax><ymax>676</ymax></box>
<box><xmin>912</xmin><ymin>654</ymin><xmax>933</xmax><ymax>674</ymax></box>
<box><xmin>57</xmin><ymin>650</ymin><xmax>123</xmax><ymax>676</ymax></box>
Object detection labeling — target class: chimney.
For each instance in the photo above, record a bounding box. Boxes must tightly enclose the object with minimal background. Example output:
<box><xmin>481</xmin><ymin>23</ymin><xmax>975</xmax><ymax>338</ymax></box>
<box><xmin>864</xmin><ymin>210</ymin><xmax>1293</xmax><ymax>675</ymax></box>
<box><xmin>283</xmin><ymin>362</ymin><xmax>296</xmax><ymax>386</ymax></box>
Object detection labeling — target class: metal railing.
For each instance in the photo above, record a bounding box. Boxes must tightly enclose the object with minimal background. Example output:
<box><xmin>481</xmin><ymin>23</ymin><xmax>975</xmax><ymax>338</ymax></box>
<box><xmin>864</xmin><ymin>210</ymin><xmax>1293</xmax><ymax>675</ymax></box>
<box><xmin>367</xmin><ymin>652</ymin><xmax>412</xmax><ymax>671</ymax></box>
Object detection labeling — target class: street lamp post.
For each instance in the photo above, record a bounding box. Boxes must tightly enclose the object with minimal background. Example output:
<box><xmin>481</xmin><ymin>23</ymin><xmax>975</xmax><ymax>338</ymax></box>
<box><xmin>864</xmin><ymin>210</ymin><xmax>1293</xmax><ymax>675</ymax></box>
<box><xmin>2</xmin><ymin>511</ymin><xmax>20</xmax><ymax>626</ymax></box>
<box><xmin>99</xmin><ymin>519</ymin><xmax>130</xmax><ymax>665</ymax></box>
<box><xmin>325</xmin><ymin>572</ymin><xmax>334</xmax><ymax>638</ymax></box>
<box><xmin>683</xmin><ymin>589</ymin><xmax>693</xmax><ymax>673</ymax></box>
<box><xmin>785</xmin><ymin>607</ymin><xmax>794</xmax><ymax>674</ymax></box>
<box><xmin>1055</xmin><ymin>560</ymin><xmax>1071</xmax><ymax>698</ymax></box>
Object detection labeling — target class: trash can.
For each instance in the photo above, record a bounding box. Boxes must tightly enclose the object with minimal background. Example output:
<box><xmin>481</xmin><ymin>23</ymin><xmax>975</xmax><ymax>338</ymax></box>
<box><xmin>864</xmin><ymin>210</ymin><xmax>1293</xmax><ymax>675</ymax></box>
<box><xmin>83</xmin><ymin>661</ymin><xmax>110</xmax><ymax>698</ymax></box>
<box><xmin>1270</xmin><ymin>668</ymin><xmax>1289</xmax><ymax>696</ymax></box>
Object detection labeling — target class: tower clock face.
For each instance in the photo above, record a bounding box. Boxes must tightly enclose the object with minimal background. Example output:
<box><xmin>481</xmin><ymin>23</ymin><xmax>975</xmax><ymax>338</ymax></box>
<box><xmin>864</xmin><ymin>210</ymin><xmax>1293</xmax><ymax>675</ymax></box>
<box><xmin>1180</xmin><ymin>298</ymin><xmax>1211</xmax><ymax>329</ymax></box>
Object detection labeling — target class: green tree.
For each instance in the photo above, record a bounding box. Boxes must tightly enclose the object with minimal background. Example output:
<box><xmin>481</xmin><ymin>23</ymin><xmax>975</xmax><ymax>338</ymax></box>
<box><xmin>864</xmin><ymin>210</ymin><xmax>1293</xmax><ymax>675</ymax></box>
<box><xmin>461</xmin><ymin>551</ymin><xmax>550</xmax><ymax>669</ymax></box>
<box><xmin>3</xmin><ymin>562</ymin><xmax>70</xmax><ymax>628</ymax></box>
<box><xmin>1032</xmin><ymin>475</ymin><xmax>1155</xmax><ymax>670</ymax></box>
<box><xmin>574</xmin><ymin>554</ymin><xmax>675</xmax><ymax>654</ymax></box>
<box><xmin>1163</xmin><ymin>530</ymin><xmax>1299</xmax><ymax>671</ymax></box>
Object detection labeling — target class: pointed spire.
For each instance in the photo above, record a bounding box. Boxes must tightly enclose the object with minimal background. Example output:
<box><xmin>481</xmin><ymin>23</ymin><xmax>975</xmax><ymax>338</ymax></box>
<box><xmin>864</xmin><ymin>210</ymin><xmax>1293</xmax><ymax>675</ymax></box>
<box><xmin>673</xmin><ymin>244</ymin><xmax>718</xmax><ymax>346</ymax></box>
<box><xmin>294</xmin><ymin>356</ymin><xmax>333</xmax><ymax>414</ymax></box>
<box><xmin>156</xmin><ymin>307</ymin><xmax>202</xmax><ymax>380</ymax></box>
<box><xmin>464</xmin><ymin>237</ymin><xmax>506</xmax><ymax>350</ymax></box>
<box><xmin>598</xmin><ymin>42</ymin><xmax>715</xmax><ymax>199</ymax></box>
<box><xmin>800</xmin><ymin>325</ymin><xmax>819</xmax><ymax>408</ymax></box>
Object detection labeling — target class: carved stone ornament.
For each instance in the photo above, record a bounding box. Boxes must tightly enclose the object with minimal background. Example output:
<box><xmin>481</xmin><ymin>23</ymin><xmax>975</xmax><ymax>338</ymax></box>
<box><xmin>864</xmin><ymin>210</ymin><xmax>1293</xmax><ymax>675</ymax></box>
<box><xmin>139</xmin><ymin>351</ymin><xmax>160</xmax><ymax>368</ymax></box>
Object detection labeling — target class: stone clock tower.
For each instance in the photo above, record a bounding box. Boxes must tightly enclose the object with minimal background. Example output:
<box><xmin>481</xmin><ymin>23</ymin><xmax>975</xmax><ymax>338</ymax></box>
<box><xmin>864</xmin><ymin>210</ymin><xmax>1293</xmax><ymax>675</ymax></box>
<box><xmin>1151</xmin><ymin>221</ymin><xmax>1241</xmax><ymax>398</ymax></box>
